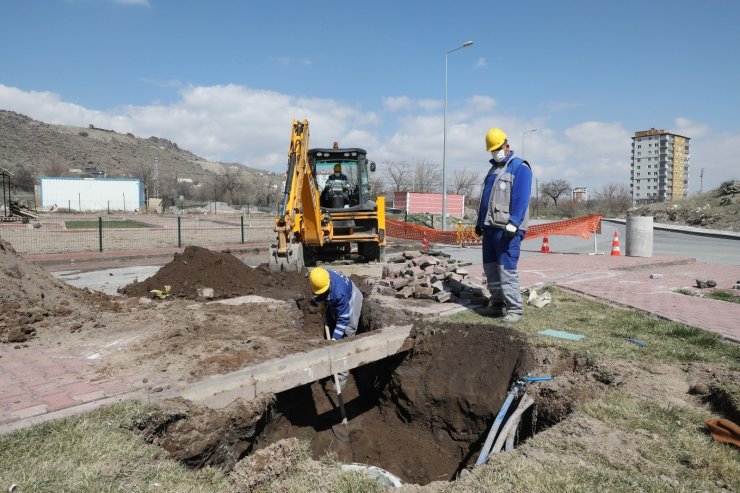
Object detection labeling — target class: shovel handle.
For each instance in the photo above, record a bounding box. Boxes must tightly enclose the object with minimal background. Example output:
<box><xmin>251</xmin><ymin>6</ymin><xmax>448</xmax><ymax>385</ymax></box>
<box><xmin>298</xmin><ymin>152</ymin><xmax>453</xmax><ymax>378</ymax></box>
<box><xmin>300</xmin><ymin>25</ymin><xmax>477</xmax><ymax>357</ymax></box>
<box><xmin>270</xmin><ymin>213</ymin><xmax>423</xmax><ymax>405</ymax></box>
<box><xmin>325</xmin><ymin>325</ymin><xmax>349</xmax><ymax>425</ymax></box>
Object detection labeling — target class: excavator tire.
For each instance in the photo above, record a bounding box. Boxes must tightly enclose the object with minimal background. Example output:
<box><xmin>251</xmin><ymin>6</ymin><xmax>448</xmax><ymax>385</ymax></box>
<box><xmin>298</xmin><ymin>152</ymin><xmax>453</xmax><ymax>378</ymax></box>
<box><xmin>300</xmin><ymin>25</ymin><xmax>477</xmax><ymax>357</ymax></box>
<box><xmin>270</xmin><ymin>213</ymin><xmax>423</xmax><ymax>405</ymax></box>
<box><xmin>358</xmin><ymin>242</ymin><xmax>385</xmax><ymax>263</ymax></box>
<box><xmin>268</xmin><ymin>242</ymin><xmax>305</xmax><ymax>272</ymax></box>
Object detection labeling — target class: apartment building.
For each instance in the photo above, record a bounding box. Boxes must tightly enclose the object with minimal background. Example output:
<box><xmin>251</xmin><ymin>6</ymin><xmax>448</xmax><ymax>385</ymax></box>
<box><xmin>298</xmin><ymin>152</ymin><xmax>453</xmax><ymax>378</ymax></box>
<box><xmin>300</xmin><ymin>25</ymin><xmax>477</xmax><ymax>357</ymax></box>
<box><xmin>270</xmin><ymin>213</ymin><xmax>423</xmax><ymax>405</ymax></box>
<box><xmin>630</xmin><ymin>128</ymin><xmax>690</xmax><ymax>203</ymax></box>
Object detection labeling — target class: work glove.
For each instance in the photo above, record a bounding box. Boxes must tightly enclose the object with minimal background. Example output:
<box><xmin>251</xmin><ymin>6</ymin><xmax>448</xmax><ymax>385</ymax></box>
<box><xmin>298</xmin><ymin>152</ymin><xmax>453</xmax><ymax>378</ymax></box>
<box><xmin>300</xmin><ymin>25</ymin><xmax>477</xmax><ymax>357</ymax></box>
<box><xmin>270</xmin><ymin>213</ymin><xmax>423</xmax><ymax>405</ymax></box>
<box><xmin>504</xmin><ymin>223</ymin><xmax>518</xmax><ymax>239</ymax></box>
<box><xmin>474</xmin><ymin>225</ymin><xmax>482</xmax><ymax>237</ymax></box>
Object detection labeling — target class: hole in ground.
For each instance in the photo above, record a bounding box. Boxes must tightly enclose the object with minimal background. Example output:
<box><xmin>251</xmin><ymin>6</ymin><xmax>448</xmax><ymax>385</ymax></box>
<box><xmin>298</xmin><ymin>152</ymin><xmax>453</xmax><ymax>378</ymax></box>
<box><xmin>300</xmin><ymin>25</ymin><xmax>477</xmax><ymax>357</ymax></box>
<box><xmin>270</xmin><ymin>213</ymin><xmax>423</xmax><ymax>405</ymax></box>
<box><xmin>136</xmin><ymin>324</ymin><xmax>598</xmax><ymax>487</ymax></box>
<box><xmin>253</xmin><ymin>323</ymin><xmax>534</xmax><ymax>485</ymax></box>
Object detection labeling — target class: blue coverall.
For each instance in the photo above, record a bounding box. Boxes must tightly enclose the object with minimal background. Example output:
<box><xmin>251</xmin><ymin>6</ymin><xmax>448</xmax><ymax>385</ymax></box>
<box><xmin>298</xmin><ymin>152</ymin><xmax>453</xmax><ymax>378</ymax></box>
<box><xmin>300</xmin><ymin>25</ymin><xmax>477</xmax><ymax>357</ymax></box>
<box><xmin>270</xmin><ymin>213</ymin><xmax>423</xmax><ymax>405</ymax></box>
<box><xmin>320</xmin><ymin>269</ymin><xmax>363</xmax><ymax>387</ymax></box>
<box><xmin>477</xmin><ymin>151</ymin><xmax>533</xmax><ymax>315</ymax></box>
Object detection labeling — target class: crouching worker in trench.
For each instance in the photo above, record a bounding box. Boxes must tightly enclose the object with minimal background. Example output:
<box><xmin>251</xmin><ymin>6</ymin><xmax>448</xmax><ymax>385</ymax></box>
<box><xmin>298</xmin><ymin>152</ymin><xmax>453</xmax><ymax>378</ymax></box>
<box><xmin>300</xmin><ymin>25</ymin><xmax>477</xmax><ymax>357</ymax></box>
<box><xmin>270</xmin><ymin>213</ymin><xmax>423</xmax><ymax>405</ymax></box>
<box><xmin>309</xmin><ymin>267</ymin><xmax>363</xmax><ymax>389</ymax></box>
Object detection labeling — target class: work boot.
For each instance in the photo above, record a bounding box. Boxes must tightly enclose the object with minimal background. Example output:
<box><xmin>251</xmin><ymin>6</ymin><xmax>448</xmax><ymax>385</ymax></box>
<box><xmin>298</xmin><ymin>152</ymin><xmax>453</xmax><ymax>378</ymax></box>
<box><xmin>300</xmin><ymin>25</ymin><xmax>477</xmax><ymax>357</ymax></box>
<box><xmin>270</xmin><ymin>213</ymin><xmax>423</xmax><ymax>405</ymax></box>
<box><xmin>501</xmin><ymin>313</ymin><xmax>522</xmax><ymax>323</ymax></box>
<box><xmin>478</xmin><ymin>301</ymin><xmax>507</xmax><ymax>318</ymax></box>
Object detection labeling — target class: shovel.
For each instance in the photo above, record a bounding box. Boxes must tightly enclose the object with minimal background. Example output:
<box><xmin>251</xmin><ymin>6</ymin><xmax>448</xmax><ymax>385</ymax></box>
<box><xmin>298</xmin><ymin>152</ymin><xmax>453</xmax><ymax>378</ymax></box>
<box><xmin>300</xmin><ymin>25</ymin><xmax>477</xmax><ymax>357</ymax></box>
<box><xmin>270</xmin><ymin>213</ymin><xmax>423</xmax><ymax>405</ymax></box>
<box><xmin>325</xmin><ymin>325</ymin><xmax>351</xmax><ymax>442</ymax></box>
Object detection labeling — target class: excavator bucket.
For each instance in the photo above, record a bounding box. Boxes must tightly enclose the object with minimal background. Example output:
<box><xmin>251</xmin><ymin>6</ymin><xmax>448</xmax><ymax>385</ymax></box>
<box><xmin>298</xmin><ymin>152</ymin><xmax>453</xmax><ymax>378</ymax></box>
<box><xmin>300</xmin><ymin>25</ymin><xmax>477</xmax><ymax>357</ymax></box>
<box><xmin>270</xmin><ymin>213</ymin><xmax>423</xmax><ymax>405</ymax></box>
<box><xmin>268</xmin><ymin>242</ymin><xmax>304</xmax><ymax>272</ymax></box>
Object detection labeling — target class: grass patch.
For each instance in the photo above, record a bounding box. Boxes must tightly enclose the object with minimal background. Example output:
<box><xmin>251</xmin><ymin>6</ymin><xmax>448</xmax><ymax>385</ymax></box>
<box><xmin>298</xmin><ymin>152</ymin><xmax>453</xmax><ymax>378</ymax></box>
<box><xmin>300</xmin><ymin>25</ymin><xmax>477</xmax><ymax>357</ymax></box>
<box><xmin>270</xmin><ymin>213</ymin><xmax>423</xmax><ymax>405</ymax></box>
<box><xmin>447</xmin><ymin>391</ymin><xmax>740</xmax><ymax>493</ymax></box>
<box><xmin>446</xmin><ymin>287</ymin><xmax>740</xmax><ymax>370</ymax></box>
<box><xmin>65</xmin><ymin>219</ymin><xmax>154</xmax><ymax>229</ymax></box>
<box><xmin>708</xmin><ymin>290</ymin><xmax>740</xmax><ymax>304</ymax></box>
<box><xmin>0</xmin><ymin>400</ymin><xmax>230</xmax><ymax>493</ymax></box>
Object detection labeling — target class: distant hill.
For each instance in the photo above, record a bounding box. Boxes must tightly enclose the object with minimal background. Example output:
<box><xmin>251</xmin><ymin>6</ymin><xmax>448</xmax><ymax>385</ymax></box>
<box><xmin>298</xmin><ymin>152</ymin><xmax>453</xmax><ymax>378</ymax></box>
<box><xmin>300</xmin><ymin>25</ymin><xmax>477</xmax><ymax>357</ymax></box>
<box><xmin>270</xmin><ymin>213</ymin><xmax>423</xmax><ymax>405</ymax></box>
<box><xmin>0</xmin><ymin>110</ymin><xmax>281</xmax><ymax>205</ymax></box>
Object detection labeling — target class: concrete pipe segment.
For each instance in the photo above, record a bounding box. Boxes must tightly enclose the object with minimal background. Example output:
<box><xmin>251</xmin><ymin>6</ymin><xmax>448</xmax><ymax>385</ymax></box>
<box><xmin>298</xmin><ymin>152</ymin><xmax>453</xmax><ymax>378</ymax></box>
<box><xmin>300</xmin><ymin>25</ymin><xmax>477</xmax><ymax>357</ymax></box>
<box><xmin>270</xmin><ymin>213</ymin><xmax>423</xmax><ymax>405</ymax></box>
<box><xmin>626</xmin><ymin>216</ymin><xmax>654</xmax><ymax>257</ymax></box>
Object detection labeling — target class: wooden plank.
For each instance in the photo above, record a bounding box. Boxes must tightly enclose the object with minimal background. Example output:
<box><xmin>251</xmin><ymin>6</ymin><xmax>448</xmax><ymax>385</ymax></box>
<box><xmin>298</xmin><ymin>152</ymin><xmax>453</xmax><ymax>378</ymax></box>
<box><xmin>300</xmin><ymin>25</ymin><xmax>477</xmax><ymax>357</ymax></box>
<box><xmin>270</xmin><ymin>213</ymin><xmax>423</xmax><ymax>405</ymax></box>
<box><xmin>180</xmin><ymin>324</ymin><xmax>413</xmax><ymax>409</ymax></box>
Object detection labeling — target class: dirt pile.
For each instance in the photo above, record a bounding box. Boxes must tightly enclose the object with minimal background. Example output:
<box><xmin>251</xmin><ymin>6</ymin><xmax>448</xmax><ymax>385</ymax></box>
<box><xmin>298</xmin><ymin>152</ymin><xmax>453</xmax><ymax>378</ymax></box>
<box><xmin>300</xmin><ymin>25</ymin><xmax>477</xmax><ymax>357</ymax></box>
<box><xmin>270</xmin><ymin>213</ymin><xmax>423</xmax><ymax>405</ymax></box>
<box><xmin>0</xmin><ymin>237</ymin><xmax>118</xmax><ymax>343</ymax></box>
<box><xmin>119</xmin><ymin>246</ymin><xmax>307</xmax><ymax>301</ymax></box>
<box><xmin>119</xmin><ymin>246</ymin><xmax>324</xmax><ymax>335</ymax></box>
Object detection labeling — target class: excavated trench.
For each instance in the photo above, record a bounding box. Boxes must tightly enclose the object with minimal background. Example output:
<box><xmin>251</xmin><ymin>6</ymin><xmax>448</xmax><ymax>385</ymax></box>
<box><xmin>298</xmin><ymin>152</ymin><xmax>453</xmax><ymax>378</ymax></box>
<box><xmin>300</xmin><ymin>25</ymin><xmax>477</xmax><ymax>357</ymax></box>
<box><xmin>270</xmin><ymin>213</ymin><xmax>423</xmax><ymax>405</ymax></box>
<box><xmin>138</xmin><ymin>322</ymin><xmax>565</xmax><ymax>486</ymax></box>
<box><xmin>253</xmin><ymin>323</ymin><xmax>534</xmax><ymax>485</ymax></box>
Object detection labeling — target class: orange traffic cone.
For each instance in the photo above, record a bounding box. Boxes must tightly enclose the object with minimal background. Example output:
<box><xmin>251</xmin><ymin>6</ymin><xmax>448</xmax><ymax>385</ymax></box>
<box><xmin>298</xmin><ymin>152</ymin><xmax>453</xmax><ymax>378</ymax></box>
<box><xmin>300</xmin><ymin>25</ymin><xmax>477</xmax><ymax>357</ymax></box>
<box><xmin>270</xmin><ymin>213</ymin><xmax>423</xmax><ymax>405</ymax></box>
<box><xmin>422</xmin><ymin>232</ymin><xmax>430</xmax><ymax>250</ymax></box>
<box><xmin>540</xmin><ymin>236</ymin><xmax>551</xmax><ymax>253</ymax></box>
<box><xmin>610</xmin><ymin>231</ymin><xmax>621</xmax><ymax>256</ymax></box>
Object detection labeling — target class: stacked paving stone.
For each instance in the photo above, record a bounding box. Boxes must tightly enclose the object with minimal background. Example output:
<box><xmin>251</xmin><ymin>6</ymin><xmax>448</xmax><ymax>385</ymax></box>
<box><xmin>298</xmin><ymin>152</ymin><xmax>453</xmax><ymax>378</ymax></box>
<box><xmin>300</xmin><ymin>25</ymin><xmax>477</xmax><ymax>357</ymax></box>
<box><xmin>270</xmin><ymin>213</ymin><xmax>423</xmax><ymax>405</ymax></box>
<box><xmin>375</xmin><ymin>250</ymin><xmax>490</xmax><ymax>304</ymax></box>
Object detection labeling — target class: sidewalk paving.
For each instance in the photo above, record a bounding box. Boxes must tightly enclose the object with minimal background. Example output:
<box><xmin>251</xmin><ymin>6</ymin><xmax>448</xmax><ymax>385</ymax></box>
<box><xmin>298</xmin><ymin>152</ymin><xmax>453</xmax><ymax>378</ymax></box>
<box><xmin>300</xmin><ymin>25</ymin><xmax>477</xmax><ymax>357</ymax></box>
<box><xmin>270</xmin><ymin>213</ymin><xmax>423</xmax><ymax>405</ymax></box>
<box><xmin>467</xmin><ymin>254</ymin><xmax>740</xmax><ymax>343</ymax></box>
<box><xmin>2</xmin><ymin>250</ymin><xmax>738</xmax><ymax>435</ymax></box>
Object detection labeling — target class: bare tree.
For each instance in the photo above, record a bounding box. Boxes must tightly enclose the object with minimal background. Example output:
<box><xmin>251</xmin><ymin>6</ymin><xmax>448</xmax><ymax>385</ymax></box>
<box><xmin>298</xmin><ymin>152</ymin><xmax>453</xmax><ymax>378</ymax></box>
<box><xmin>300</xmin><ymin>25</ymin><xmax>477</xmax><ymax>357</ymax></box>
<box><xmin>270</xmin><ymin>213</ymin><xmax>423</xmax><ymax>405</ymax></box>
<box><xmin>541</xmin><ymin>179</ymin><xmax>571</xmax><ymax>206</ymax></box>
<box><xmin>134</xmin><ymin>161</ymin><xmax>152</xmax><ymax>200</ymax></box>
<box><xmin>42</xmin><ymin>158</ymin><xmax>69</xmax><ymax>177</ymax></box>
<box><xmin>216</xmin><ymin>166</ymin><xmax>245</xmax><ymax>205</ymax></box>
<box><xmin>452</xmin><ymin>167</ymin><xmax>480</xmax><ymax>201</ymax></box>
<box><xmin>249</xmin><ymin>174</ymin><xmax>282</xmax><ymax>208</ymax></box>
<box><xmin>413</xmin><ymin>159</ymin><xmax>442</xmax><ymax>193</ymax></box>
<box><xmin>594</xmin><ymin>183</ymin><xmax>632</xmax><ymax>215</ymax></box>
<box><xmin>382</xmin><ymin>160</ymin><xmax>411</xmax><ymax>192</ymax></box>
<box><xmin>368</xmin><ymin>173</ymin><xmax>386</xmax><ymax>199</ymax></box>
<box><xmin>11</xmin><ymin>165</ymin><xmax>35</xmax><ymax>192</ymax></box>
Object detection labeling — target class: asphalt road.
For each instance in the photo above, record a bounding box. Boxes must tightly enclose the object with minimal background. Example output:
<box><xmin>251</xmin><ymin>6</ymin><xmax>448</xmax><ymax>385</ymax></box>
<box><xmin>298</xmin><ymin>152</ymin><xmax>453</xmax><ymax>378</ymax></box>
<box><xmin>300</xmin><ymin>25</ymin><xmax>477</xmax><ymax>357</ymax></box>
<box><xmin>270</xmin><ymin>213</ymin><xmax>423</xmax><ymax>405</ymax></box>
<box><xmin>438</xmin><ymin>220</ymin><xmax>740</xmax><ymax>266</ymax></box>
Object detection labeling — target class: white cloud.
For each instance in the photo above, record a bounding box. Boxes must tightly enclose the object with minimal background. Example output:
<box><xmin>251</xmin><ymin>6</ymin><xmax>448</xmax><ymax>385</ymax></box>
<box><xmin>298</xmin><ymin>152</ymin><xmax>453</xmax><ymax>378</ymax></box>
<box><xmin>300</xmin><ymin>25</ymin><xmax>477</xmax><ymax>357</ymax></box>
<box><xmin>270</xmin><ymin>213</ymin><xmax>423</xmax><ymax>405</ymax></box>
<box><xmin>383</xmin><ymin>96</ymin><xmax>413</xmax><ymax>111</ymax></box>
<box><xmin>0</xmin><ymin>83</ymin><xmax>736</xmax><ymax>196</ymax></box>
<box><xmin>464</xmin><ymin>95</ymin><xmax>496</xmax><ymax>113</ymax></box>
<box><xmin>475</xmin><ymin>57</ymin><xmax>487</xmax><ymax>69</ymax></box>
<box><xmin>417</xmin><ymin>99</ymin><xmax>442</xmax><ymax>111</ymax></box>
<box><xmin>673</xmin><ymin>117</ymin><xmax>710</xmax><ymax>139</ymax></box>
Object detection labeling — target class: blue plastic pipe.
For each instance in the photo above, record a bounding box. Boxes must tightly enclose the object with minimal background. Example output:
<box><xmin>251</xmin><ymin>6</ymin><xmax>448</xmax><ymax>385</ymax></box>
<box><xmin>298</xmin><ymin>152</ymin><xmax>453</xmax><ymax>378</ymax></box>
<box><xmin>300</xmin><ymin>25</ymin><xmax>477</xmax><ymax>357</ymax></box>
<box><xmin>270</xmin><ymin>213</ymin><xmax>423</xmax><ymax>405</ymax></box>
<box><xmin>520</xmin><ymin>376</ymin><xmax>553</xmax><ymax>382</ymax></box>
<box><xmin>475</xmin><ymin>391</ymin><xmax>515</xmax><ymax>465</ymax></box>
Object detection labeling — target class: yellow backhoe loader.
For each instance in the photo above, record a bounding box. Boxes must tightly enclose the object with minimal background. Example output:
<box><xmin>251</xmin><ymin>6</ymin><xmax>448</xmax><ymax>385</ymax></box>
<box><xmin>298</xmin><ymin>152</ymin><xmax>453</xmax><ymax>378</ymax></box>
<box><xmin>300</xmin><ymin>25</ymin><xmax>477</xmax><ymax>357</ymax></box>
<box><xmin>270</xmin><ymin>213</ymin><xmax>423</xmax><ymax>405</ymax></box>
<box><xmin>269</xmin><ymin>119</ymin><xmax>386</xmax><ymax>272</ymax></box>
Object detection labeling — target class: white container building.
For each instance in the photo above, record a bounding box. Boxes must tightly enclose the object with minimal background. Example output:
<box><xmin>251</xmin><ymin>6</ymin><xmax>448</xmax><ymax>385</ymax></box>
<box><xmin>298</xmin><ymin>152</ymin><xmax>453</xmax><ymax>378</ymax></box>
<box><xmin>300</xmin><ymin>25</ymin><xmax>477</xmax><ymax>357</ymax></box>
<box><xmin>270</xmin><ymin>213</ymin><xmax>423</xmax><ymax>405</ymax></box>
<box><xmin>40</xmin><ymin>177</ymin><xmax>144</xmax><ymax>212</ymax></box>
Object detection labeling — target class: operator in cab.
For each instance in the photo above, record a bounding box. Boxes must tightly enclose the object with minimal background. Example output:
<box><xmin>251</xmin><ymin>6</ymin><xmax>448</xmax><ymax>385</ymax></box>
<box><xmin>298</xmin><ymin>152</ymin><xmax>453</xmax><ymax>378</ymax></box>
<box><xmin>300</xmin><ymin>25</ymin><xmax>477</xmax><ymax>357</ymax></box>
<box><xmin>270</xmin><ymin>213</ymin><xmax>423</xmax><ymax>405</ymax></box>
<box><xmin>321</xmin><ymin>164</ymin><xmax>350</xmax><ymax>208</ymax></box>
<box><xmin>327</xmin><ymin>164</ymin><xmax>348</xmax><ymax>183</ymax></box>
<box><xmin>309</xmin><ymin>267</ymin><xmax>363</xmax><ymax>389</ymax></box>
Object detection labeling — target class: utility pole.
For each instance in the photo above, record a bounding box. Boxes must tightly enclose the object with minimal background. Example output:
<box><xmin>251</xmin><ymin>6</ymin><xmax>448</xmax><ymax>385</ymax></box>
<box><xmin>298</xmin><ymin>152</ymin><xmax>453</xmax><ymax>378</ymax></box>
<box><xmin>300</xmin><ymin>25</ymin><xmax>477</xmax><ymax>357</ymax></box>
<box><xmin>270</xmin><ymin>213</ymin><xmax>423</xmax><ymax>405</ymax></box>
<box><xmin>153</xmin><ymin>156</ymin><xmax>160</xmax><ymax>199</ymax></box>
<box><xmin>700</xmin><ymin>168</ymin><xmax>704</xmax><ymax>194</ymax></box>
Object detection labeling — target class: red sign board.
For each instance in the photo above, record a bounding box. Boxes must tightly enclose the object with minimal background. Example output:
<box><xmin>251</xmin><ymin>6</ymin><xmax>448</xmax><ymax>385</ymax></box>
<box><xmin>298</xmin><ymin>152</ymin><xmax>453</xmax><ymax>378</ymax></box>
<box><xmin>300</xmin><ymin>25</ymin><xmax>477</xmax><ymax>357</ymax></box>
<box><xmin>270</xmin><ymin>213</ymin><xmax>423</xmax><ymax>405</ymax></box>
<box><xmin>392</xmin><ymin>192</ymin><xmax>465</xmax><ymax>218</ymax></box>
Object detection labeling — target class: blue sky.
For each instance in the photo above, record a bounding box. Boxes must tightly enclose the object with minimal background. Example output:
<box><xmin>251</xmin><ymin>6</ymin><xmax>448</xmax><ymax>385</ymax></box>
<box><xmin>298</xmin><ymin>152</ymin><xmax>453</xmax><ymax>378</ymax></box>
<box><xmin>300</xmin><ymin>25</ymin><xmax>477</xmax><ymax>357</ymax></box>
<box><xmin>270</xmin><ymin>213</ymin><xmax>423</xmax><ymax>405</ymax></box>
<box><xmin>1</xmin><ymin>0</ymin><xmax>739</xmax><ymax>195</ymax></box>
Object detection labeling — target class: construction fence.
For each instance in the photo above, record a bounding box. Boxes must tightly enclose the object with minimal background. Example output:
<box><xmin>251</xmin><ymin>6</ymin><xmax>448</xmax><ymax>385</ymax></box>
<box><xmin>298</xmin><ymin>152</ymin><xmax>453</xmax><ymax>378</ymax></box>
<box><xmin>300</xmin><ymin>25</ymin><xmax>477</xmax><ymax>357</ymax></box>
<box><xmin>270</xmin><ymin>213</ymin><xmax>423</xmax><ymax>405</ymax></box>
<box><xmin>1</xmin><ymin>212</ymin><xmax>603</xmax><ymax>256</ymax></box>
<box><xmin>386</xmin><ymin>215</ymin><xmax>603</xmax><ymax>246</ymax></box>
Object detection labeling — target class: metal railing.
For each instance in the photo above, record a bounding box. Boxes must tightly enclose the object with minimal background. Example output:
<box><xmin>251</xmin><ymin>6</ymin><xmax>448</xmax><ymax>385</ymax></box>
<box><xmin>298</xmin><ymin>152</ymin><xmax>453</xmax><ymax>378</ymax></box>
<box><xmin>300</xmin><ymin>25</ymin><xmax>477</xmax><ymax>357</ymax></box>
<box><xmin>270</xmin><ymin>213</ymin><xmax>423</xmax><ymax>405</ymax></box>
<box><xmin>0</xmin><ymin>213</ymin><xmax>277</xmax><ymax>255</ymax></box>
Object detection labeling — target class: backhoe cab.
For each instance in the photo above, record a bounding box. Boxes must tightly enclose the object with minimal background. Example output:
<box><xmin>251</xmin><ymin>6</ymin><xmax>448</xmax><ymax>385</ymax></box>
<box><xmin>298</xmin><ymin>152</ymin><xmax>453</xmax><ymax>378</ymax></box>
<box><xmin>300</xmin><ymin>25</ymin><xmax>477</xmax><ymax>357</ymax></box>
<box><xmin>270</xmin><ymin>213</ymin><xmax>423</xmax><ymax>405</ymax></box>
<box><xmin>269</xmin><ymin>120</ymin><xmax>386</xmax><ymax>272</ymax></box>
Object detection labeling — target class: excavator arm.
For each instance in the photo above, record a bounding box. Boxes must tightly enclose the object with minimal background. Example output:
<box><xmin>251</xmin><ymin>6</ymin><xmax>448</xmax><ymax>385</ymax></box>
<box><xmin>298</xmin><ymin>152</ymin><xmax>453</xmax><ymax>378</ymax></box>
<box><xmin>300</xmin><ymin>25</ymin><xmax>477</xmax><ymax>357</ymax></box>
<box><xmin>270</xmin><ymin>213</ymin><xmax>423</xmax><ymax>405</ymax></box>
<box><xmin>270</xmin><ymin>120</ymin><xmax>329</xmax><ymax>271</ymax></box>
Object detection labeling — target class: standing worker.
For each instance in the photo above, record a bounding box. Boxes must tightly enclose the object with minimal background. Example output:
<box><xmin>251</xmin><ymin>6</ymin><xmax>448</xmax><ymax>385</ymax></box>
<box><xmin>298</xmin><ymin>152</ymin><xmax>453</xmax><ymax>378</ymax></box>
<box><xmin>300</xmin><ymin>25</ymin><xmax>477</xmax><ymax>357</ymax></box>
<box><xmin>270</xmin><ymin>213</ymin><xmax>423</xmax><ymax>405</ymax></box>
<box><xmin>475</xmin><ymin>128</ymin><xmax>533</xmax><ymax>323</ymax></box>
<box><xmin>309</xmin><ymin>267</ymin><xmax>363</xmax><ymax>387</ymax></box>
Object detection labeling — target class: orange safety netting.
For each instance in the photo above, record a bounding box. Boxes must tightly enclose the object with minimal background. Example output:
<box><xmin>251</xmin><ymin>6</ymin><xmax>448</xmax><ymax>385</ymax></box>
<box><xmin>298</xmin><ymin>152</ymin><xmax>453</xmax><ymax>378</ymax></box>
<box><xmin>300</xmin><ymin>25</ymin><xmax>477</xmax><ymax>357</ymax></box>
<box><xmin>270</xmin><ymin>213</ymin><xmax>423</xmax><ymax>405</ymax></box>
<box><xmin>386</xmin><ymin>214</ymin><xmax>603</xmax><ymax>246</ymax></box>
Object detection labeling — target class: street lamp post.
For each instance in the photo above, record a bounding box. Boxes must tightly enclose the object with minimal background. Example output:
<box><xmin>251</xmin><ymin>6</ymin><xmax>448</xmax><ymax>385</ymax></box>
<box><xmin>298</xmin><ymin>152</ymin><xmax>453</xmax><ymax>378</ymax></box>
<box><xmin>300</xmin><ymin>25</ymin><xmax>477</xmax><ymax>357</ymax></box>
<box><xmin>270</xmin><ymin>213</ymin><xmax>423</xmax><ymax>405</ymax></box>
<box><xmin>521</xmin><ymin>128</ymin><xmax>537</xmax><ymax>160</ymax></box>
<box><xmin>522</xmin><ymin>128</ymin><xmax>538</xmax><ymax>216</ymax></box>
<box><xmin>442</xmin><ymin>40</ymin><xmax>473</xmax><ymax>231</ymax></box>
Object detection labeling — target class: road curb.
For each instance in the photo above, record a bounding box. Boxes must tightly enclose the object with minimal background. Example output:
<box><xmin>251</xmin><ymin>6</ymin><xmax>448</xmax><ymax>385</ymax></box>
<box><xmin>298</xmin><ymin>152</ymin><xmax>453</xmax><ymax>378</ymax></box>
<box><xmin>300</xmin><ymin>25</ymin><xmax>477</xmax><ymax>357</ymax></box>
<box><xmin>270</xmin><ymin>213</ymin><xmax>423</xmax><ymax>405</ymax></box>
<box><xmin>603</xmin><ymin>218</ymin><xmax>740</xmax><ymax>241</ymax></box>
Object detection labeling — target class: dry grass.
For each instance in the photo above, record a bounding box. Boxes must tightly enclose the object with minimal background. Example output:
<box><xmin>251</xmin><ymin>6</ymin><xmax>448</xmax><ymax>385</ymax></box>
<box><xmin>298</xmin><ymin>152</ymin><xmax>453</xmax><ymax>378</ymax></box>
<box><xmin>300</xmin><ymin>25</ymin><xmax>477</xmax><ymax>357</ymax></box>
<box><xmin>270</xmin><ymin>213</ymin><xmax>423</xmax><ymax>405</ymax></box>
<box><xmin>447</xmin><ymin>287</ymin><xmax>740</xmax><ymax>370</ymax></box>
<box><xmin>0</xmin><ymin>401</ymin><xmax>232</xmax><ymax>493</ymax></box>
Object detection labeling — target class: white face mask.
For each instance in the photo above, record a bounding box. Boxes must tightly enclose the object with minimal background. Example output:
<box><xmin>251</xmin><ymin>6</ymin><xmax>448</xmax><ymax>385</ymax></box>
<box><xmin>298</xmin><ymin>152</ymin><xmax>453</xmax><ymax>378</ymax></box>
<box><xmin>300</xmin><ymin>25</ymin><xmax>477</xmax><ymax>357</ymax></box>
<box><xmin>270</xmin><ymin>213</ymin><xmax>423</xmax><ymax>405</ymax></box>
<box><xmin>334</xmin><ymin>172</ymin><xmax>341</xmax><ymax>178</ymax></box>
<box><xmin>491</xmin><ymin>149</ymin><xmax>507</xmax><ymax>163</ymax></box>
